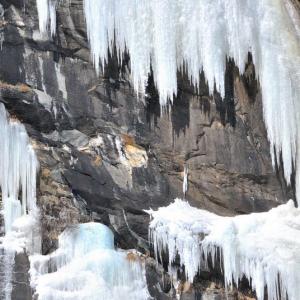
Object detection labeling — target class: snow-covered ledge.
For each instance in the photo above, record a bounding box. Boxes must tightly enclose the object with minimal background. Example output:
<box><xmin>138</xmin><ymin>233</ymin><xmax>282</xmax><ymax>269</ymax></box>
<box><xmin>147</xmin><ymin>199</ymin><xmax>300</xmax><ymax>300</ymax></box>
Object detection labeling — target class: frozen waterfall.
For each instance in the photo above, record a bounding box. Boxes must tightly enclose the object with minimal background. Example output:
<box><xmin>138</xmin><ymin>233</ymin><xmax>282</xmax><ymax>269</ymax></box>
<box><xmin>30</xmin><ymin>222</ymin><xmax>150</xmax><ymax>300</ymax></box>
<box><xmin>147</xmin><ymin>199</ymin><xmax>300</xmax><ymax>300</ymax></box>
<box><xmin>36</xmin><ymin>0</ymin><xmax>300</xmax><ymax>204</ymax></box>
<box><xmin>0</xmin><ymin>103</ymin><xmax>39</xmax><ymax>299</ymax></box>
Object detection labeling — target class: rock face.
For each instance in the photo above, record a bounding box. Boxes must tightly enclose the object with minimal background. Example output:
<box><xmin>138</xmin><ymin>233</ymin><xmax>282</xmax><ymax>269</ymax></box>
<box><xmin>0</xmin><ymin>0</ymin><xmax>293</xmax><ymax>299</ymax></box>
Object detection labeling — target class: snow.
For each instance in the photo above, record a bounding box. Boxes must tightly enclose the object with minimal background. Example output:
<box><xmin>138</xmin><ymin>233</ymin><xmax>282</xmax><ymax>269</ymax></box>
<box><xmin>147</xmin><ymin>199</ymin><xmax>300</xmax><ymax>300</ymax></box>
<box><xmin>30</xmin><ymin>222</ymin><xmax>150</xmax><ymax>300</ymax></box>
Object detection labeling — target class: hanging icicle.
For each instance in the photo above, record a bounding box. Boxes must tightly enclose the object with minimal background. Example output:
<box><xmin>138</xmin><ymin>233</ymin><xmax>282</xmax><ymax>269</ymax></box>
<box><xmin>36</xmin><ymin>0</ymin><xmax>300</xmax><ymax>204</ymax></box>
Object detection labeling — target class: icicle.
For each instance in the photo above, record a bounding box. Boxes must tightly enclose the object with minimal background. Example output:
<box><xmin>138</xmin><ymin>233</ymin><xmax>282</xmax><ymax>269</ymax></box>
<box><xmin>148</xmin><ymin>199</ymin><xmax>300</xmax><ymax>300</ymax></box>
<box><xmin>36</xmin><ymin>0</ymin><xmax>300</xmax><ymax>204</ymax></box>
<box><xmin>0</xmin><ymin>103</ymin><xmax>39</xmax><ymax>299</ymax></box>
<box><xmin>0</xmin><ymin>104</ymin><xmax>39</xmax><ymax>236</ymax></box>
<box><xmin>36</xmin><ymin>0</ymin><xmax>57</xmax><ymax>36</ymax></box>
<box><xmin>183</xmin><ymin>164</ymin><xmax>188</xmax><ymax>199</ymax></box>
<box><xmin>30</xmin><ymin>222</ymin><xmax>150</xmax><ymax>300</ymax></box>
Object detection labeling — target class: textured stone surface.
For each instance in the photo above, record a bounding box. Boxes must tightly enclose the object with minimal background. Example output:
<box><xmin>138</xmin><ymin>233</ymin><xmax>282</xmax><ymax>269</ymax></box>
<box><xmin>0</xmin><ymin>0</ymin><xmax>293</xmax><ymax>299</ymax></box>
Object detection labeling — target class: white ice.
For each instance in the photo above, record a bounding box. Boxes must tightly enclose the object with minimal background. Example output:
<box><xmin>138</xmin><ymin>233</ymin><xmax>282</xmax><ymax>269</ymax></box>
<box><xmin>147</xmin><ymin>199</ymin><xmax>300</xmax><ymax>300</ymax></box>
<box><xmin>30</xmin><ymin>222</ymin><xmax>150</xmax><ymax>300</ymax></box>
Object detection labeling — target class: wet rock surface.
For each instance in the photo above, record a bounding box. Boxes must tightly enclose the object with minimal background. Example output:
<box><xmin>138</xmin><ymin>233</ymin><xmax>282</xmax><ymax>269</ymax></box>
<box><xmin>0</xmin><ymin>0</ymin><xmax>293</xmax><ymax>299</ymax></box>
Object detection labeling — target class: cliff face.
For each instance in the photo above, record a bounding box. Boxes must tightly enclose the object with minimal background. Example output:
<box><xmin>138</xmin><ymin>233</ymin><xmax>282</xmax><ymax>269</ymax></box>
<box><xmin>0</xmin><ymin>0</ymin><xmax>292</xmax><ymax>299</ymax></box>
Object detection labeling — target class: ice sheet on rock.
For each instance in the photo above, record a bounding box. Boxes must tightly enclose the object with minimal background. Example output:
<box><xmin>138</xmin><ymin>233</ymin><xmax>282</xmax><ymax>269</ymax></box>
<box><xmin>148</xmin><ymin>198</ymin><xmax>300</xmax><ymax>300</ymax></box>
<box><xmin>30</xmin><ymin>222</ymin><xmax>150</xmax><ymax>300</ymax></box>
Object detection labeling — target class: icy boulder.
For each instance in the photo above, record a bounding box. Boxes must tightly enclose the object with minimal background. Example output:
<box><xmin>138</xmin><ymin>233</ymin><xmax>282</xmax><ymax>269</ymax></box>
<box><xmin>148</xmin><ymin>199</ymin><xmax>300</xmax><ymax>300</ymax></box>
<box><xmin>30</xmin><ymin>222</ymin><xmax>150</xmax><ymax>300</ymax></box>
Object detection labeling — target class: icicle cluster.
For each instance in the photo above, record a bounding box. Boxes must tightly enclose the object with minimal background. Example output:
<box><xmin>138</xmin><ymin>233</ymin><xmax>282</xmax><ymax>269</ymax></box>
<box><xmin>0</xmin><ymin>103</ymin><xmax>39</xmax><ymax>299</ymax></box>
<box><xmin>36</xmin><ymin>0</ymin><xmax>300</xmax><ymax>204</ymax></box>
<box><xmin>36</xmin><ymin>0</ymin><xmax>57</xmax><ymax>36</ymax></box>
<box><xmin>0</xmin><ymin>104</ymin><xmax>39</xmax><ymax>235</ymax></box>
<box><xmin>148</xmin><ymin>199</ymin><xmax>300</xmax><ymax>300</ymax></box>
<box><xmin>30</xmin><ymin>222</ymin><xmax>150</xmax><ymax>300</ymax></box>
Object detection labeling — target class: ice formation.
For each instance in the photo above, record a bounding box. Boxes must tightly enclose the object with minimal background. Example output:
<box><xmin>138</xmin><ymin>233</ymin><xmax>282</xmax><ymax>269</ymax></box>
<box><xmin>36</xmin><ymin>0</ymin><xmax>57</xmax><ymax>36</ymax></box>
<box><xmin>0</xmin><ymin>103</ymin><xmax>39</xmax><ymax>299</ymax></box>
<box><xmin>36</xmin><ymin>0</ymin><xmax>300</xmax><ymax>204</ymax></box>
<box><xmin>30</xmin><ymin>222</ymin><xmax>150</xmax><ymax>300</ymax></box>
<box><xmin>148</xmin><ymin>199</ymin><xmax>300</xmax><ymax>300</ymax></box>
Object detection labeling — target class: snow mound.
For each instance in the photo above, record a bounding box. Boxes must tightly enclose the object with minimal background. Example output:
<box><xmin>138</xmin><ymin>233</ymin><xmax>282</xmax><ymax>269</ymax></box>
<box><xmin>147</xmin><ymin>199</ymin><xmax>300</xmax><ymax>300</ymax></box>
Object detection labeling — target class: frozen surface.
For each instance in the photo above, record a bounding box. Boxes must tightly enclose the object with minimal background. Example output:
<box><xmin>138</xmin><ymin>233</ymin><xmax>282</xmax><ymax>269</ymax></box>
<box><xmin>148</xmin><ymin>199</ymin><xmax>300</xmax><ymax>300</ymax></box>
<box><xmin>30</xmin><ymin>222</ymin><xmax>150</xmax><ymax>300</ymax></box>
<box><xmin>36</xmin><ymin>0</ymin><xmax>300</xmax><ymax>203</ymax></box>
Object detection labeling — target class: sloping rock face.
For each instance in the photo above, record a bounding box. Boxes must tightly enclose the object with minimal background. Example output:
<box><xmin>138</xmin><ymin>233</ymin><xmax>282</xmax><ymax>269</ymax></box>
<box><xmin>0</xmin><ymin>0</ymin><xmax>292</xmax><ymax>299</ymax></box>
